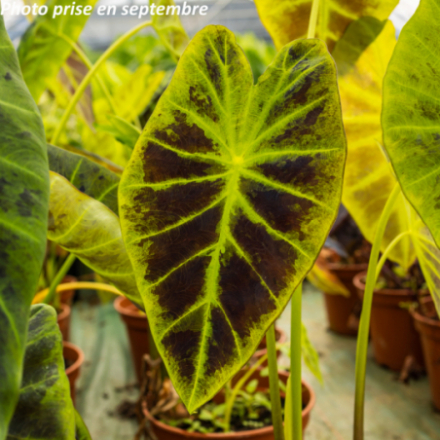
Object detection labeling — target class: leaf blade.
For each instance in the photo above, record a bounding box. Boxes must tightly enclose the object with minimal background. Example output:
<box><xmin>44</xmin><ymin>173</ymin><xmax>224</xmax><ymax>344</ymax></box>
<box><xmin>119</xmin><ymin>25</ymin><xmax>346</xmax><ymax>412</ymax></box>
<box><xmin>0</xmin><ymin>16</ymin><xmax>49</xmax><ymax>439</ymax></box>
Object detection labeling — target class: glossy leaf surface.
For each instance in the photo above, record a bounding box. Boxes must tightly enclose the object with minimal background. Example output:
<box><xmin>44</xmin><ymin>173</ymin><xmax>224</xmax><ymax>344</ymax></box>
<box><xmin>254</xmin><ymin>0</ymin><xmax>398</xmax><ymax>51</ymax></box>
<box><xmin>119</xmin><ymin>26</ymin><xmax>346</xmax><ymax>412</ymax></box>
<box><xmin>48</xmin><ymin>172</ymin><xmax>141</xmax><ymax>306</ymax></box>
<box><xmin>336</xmin><ymin>19</ymin><xmax>415</xmax><ymax>269</ymax></box>
<box><xmin>383</xmin><ymin>0</ymin><xmax>440</xmax><ymax>251</ymax></box>
<box><xmin>7</xmin><ymin>305</ymin><xmax>75</xmax><ymax>440</ymax></box>
<box><xmin>0</xmin><ymin>16</ymin><xmax>49</xmax><ymax>439</ymax></box>
<box><xmin>151</xmin><ymin>0</ymin><xmax>190</xmax><ymax>59</ymax></box>
<box><xmin>18</xmin><ymin>0</ymin><xmax>98</xmax><ymax>102</ymax></box>
<box><xmin>47</xmin><ymin>144</ymin><xmax>120</xmax><ymax>214</ymax></box>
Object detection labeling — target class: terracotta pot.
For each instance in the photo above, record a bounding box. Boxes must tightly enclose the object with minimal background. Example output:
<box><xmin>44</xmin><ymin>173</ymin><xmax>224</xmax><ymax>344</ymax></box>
<box><xmin>63</xmin><ymin>341</ymin><xmax>84</xmax><ymax>406</ymax></box>
<box><xmin>60</xmin><ymin>275</ymin><xmax>77</xmax><ymax>305</ymax></box>
<box><xmin>57</xmin><ymin>303</ymin><xmax>71</xmax><ymax>341</ymax></box>
<box><xmin>252</xmin><ymin>327</ymin><xmax>288</xmax><ymax>367</ymax></box>
<box><xmin>411</xmin><ymin>298</ymin><xmax>440</xmax><ymax>411</ymax></box>
<box><xmin>142</xmin><ymin>368</ymin><xmax>315</xmax><ymax>440</ymax></box>
<box><xmin>322</xmin><ymin>261</ymin><xmax>368</xmax><ymax>336</ymax></box>
<box><xmin>114</xmin><ymin>296</ymin><xmax>149</xmax><ymax>383</ymax></box>
<box><xmin>353</xmin><ymin>271</ymin><xmax>425</xmax><ymax>371</ymax></box>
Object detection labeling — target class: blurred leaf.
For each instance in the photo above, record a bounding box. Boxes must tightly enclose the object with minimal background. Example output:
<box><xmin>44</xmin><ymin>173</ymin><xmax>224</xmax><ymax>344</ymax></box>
<box><xmin>6</xmin><ymin>304</ymin><xmax>75</xmax><ymax>440</ymax></box>
<box><xmin>75</xmin><ymin>409</ymin><xmax>92</xmax><ymax>440</ymax></box>
<box><xmin>97</xmin><ymin>115</ymin><xmax>141</xmax><ymax>150</ymax></box>
<box><xmin>47</xmin><ymin>172</ymin><xmax>142</xmax><ymax>307</ymax></box>
<box><xmin>254</xmin><ymin>0</ymin><xmax>398</xmax><ymax>51</ymax></box>
<box><xmin>18</xmin><ymin>0</ymin><xmax>98</xmax><ymax>102</ymax></box>
<box><xmin>0</xmin><ymin>16</ymin><xmax>49</xmax><ymax>439</ymax></box>
<box><xmin>336</xmin><ymin>19</ymin><xmax>415</xmax><ymax>269</ymax></box>
<box><xmin>383</xmin><ymin>0</ymin><xmax>440</xmax><ymax>281</ymax></box>
<box><xmin>245</xmin><ymin>379</ymin><xmax>258</xmax><ymax>394</ymax></box>
<box><xmin>307</xmin><ymin>256</ymin><xmax>350</xmax><ymax>296</ymax></box>
<box><xmin>301</xmin><ymin>323</ymin><xmax>323</xmax><ymax>384</ymax></box>
<box><xmin>47</xmin><ymin>144</ymin><xmax>120</xmax><ymax>214</ymax></box>
<box><xmin>119</xmin><ymin>25</ymin><xmax>345</xmax><ymax>412</ymax></box>
<box><xmin>151</xmin><ymin>0</ymin><xmax>190</xmax><ymax>60</ymax></box>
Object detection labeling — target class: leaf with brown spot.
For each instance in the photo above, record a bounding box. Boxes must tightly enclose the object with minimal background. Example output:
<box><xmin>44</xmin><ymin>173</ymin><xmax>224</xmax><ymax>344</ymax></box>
<box><xmin>119</xmin><ymin>25</ymin><xmax>346</xmax><ymax>412</ymax></box>
<box><xmin>6</xmin><ymin>305</ymin><xmax>75</xmax><ymax>440</ymax></box>
<box><xmin>0</xmin><ymin>15</ymin><xmax>49</xmax><ymax>439</ymax></box>
<box><xmin>254</xmin><ymin>0</ymin><xmax>398</xmax><ymax>51</ymax></box>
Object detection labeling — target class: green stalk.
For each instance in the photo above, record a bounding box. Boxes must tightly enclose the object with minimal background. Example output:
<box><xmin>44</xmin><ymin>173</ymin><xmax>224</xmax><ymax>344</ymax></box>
<box><xmin>307</xmin><ymin>0</ymin><xmax>320</xmax><ymax>39</ymax></box>
<box><xmin>59</xmin><ymin>34</ymin><xmax>119</xmax><ymax>116</ymax></box>
<box><xmin>51</xmin><ymin>20</ymin><xmax>153</xmax><ymax>145</ymax></box>
<box><xmin>267</xmin><ymin>324</ymin><xmax>285</xmax><ymax>440</ymax></box>
<box><xmin>290</xmin><ymin>283</ymin><xmax>303</xmax><ymax>440</ymax></box>
<box><xmin>42</xmin><ymin>253</ymin><xmax>77</xmax><ymax>306</ymax></box>
<box><xmin>353</xmin><ymin>184</ymin><xmax>401</xmax><ymax>440</ymax></box>
<box><xmin>375</xmin><ymin>231</ymin><xmax>412</xmax><ymax>279</ymax></box>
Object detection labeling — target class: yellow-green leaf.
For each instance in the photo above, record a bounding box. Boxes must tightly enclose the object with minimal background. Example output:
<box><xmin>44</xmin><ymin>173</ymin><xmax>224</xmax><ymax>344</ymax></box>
<box><xmin>336</xmin><ymin>19</ymin><xmax>415</xmax><ymax>269</ymax></box>
<box><xmin>48</xmin><ymin>172</ymin><xmax>141</xmax><ymax>306</ymax></box>
<box><xmin>47</xmin><ymin>144</ymin><xmax>120</xmax><ymax>214</ymax></box>
<box><xmin>17</xmin><ymin>0</ymin><xmax>98</xmax><ymax>102</ymax></box>
<box><xmin>254</xmin><ymin>0</ymin><xmax>398</xmax><ymax>51</ymax></box>
<box><xmin>383</xmin><ymin>0</ymin><xmax>440</xmax><ymax>252</ymax></box>
<box><xmin>119</xmin><ymin>25</ymin><xmax>346</xmax><ymax>412</ymax></box>
<box><xmin>151</xmin><ymin>0</ymin><xmax>190</xmax><ymax>60</ymax></box>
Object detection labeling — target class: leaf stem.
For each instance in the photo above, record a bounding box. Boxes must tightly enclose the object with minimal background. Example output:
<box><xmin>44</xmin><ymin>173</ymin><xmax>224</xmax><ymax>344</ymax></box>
<box><xmin>58</xmin><ymin>33</ymin><xmax>118</xmax><ymax>116</ymax></box>
<box><xmin>267</xmin><ymin>324</ymin><xmax>285</xmax><ymax>440</ymax></box>
<box><xmin>42</xmin><ymin>253</ymin><xmax>76</xmax><ymax>305</ymax></box>
<box><xmin>290</xmin><ymin>283</ymin><xmax>303</xmax><ymax>440</ymax></box>
<box><xmin>353</xmin><ymin>183</ymin><xmax>401</xmax><ymax>440</ymax></box>
<box><xmin>34</xmin><ymin>281</ymin><xmax>124</xmax><ymax>304</ymax></box>
<box><xmin>307</xmin><ymin>0</ymin><xmax>320</xmax><ymax>39</ymax></box>
<box><xmin>51</xmin><ymin>20</ymin><xmax>153</xmax><ymax>145</ymax></box>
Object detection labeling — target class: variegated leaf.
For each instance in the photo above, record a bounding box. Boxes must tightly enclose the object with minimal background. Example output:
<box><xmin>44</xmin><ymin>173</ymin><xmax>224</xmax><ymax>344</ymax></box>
<box><xmin>119</xmin><ymin>26</ymin><xmax>346</xmax><ymax>412</ymax></box>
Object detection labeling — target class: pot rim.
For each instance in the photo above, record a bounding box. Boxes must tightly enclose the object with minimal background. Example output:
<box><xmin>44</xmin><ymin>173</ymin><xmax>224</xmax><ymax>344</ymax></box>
<box><xmin>410</xmin><ymin>304</ymin><xmax>440</xmax><ymax>329</ymax></box>
<box><xmin>114</xmin><ymin>295</ymin><xmax>146</xmax><ymax>319</ymax></box>
<box><xmin>353</xmin><ymin>271</ymin><xmax>422</xmax><ymax>297</ymax></box>
<box><xmin>325</xmin><ymin>261</ymin><xmax>368</xmax><ymax>272</ymax></box>
<box><xmin>141</xmin><ymin>376</ymin><xmax>315</xmax><ymax>438</ymax></box>
<box><xmin>63</xmin><ymin>341</ymin><xmax>84</xmax><ymax>375</ymax></box>
<box><xmin>57</xmin><ymin>303</ymin><xmax>71</xmax><ymax>321</ymax></box>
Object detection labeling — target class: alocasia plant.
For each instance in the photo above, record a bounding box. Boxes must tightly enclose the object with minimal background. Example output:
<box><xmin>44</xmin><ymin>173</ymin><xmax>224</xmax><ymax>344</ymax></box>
<box><xmin>119</xmin><ymin>25</ymin><xmax>346</xmax><ymax>411</ymax></box>
<box><xmin>0</xmin><ymin>15</ymin><xmax>50</xmax><ymax>440</ymax></box>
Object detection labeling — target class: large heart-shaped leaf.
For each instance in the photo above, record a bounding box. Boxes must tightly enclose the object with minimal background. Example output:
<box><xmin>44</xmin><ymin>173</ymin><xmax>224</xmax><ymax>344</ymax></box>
<box><xmin>382</xmin><ymin>0</ymin><xmax>440</xmax><ymax>250</ymax></box>
<box><xmin>0</xmin><ymin>16</ymin><xmax>49</xmax><ymax>439</ymax></box>
<box><xmin>335</xmin><ymin>19</ymin><xmax>415</xmax><ymax>269</ymax></box>
<box><xmin>48</xmin><ymin>172</ymin><xmax>141</xmax><ymax>306</ymax></box>
<box><xmin>254</xmin><ymin>0</ymin><xmax>398</xmax><ymax>51</ymax></box>
<box><xmin>119</xmin><ymin>25</ymin><xmax>346</xmax><ymax>412</ymax></box>
<box><xmin>6</xmin><ymin>304</ymin><xmax>75</xmax><ymax>440</ymax></box>
<box><xmin>48</xmin><ymin>144</ymin><xmax>120</xmax><ymax>214</ymax></box>
<box><xmin>18</xmin><ymin>0</ymin><xmax>98</xmax><ymax>102</ymax></box>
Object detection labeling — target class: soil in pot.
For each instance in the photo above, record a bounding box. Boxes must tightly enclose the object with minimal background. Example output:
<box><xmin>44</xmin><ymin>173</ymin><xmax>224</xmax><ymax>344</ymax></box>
<box><xmin>411</xmin><ymin>296</ymin><xmax>440</xmax><ymax>411</ymax></box>
<box><xmin>63</xmin><ymin>341</ymin><xmax>84</xmax><ymax>406</ymax></box>
<box><xmin>252</xmin><ymin>327</ymin><xmax>287</xmax><ymax>367</ymax></box>
<box><xmin>142</xmin><ymin>367</ymin><xmax>315</xmax><ymax>440</ymax></box>
<box><xmin>57</xmin><ymin>303</ymin><xmax>71</xmax><ymax>341</ymax></box>
<box><xmin>317</xmin><ymin>212</ymin><xmax>371</xmax><ymax>336</ymax></box>
<box><xmin>114</xmin><ymin>296</ymin><xmax>149</xmax><ymax>383</ymax></box>
<box><xmin>354</xmin><ymin>270</ymin><xmax>425</xmax><ymax>372</ymax></box>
